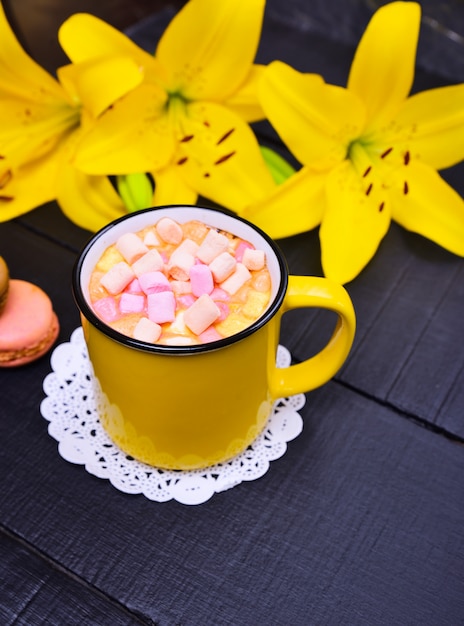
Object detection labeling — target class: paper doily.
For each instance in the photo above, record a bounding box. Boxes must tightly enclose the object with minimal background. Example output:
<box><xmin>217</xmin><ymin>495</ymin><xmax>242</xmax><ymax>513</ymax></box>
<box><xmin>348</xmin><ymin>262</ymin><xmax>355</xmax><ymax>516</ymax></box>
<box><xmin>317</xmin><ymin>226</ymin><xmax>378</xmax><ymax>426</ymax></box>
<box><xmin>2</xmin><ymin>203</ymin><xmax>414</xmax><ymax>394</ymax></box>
<box><xmin>40</xmin><ymin>328</ymin><xmax>305</xmax><ymax>505</ymax></box>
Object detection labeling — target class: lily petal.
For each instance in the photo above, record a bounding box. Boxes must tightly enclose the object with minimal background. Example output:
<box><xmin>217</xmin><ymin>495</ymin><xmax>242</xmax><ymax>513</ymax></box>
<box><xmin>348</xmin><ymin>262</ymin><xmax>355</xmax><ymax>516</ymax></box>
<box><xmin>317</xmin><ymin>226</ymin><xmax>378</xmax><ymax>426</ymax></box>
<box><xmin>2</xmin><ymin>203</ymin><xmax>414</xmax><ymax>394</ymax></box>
<box><xmin>152</xmin><ymin>167</ymin><xmax>197</xmax><ymax>207</ymax></box>
<box><xmin>243</xmin><ymin>166</ymin><xmax>326</xmax><ymax>238</ymax></box>
<box><xmin>56</xmin><ymin>161</ymin><xmax>126</xmax><ymax>232</ymax></box>
<box><xmin>320</xmin><ymin>160</ymin><xmax>391</xmax><ymax>284</ymax></box>
<box><xmin>57</xmin><ymin>56</ymin><xmax>143</xmax><ymax>118</ymax></box>
<box><xmin>260</xmin><ymin>61</ymin><xmax>363</xmax><ymax>169</ymax></box>
<box><xmin>59</xmin><ymin>13</ymin><xmax>158</xmax><ymax>71</ymax></box>
<box><xmin>156</xmin><ymin>0</ymin><xmax>265</xmax><ymax>101</ymax></box>
<box><xmin>175</xmin><ymin>101</ymin><xmax>275</xmax><ymax>212</ymax></box>
<box><xmin>223</xmin><ymin>65</ymin><xmax>266</xmax><ymax>123</ymax></box>
<box><xmin>0</xmin><ymin>155</ymin><xmax>58</xmax><ymax>221</ymax></box>
<box><xmin>391</xmin><ymin>161</ymin><xmax>464</xmax><ymax>257</ymax></box>
<box><xmin>73</xmin><ymin>84</ymin><xmax>174</xmax><ymax>174</ymax></box>
<box><xmin>348</xmin><ymin>1</ymin><xmax>420</xmax><ymax>132</ymax></box>
<box><xmin>0</xmin><ymin>3</ymin><xmax>67</xmax><ymax>102</ymax></box>
<box><xmin>393</xmin><ymin>83</ymin><xmax>464</xmax><ymax>170</ymax></box>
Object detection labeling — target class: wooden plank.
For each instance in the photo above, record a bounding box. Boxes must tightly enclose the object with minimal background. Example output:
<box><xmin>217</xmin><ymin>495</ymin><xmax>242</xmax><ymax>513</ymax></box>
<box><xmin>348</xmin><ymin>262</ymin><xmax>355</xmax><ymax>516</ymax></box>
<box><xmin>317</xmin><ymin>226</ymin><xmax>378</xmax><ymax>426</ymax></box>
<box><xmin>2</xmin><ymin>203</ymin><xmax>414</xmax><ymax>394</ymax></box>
<box><xmin>1</xmin><ymin>372</ymin><xmax>463</xmax><ymax>624</ymax></box>
<box><xmin>0</xmin><ymin>531</ymin><xmax>144</xmax><ymax>625</ymax></box>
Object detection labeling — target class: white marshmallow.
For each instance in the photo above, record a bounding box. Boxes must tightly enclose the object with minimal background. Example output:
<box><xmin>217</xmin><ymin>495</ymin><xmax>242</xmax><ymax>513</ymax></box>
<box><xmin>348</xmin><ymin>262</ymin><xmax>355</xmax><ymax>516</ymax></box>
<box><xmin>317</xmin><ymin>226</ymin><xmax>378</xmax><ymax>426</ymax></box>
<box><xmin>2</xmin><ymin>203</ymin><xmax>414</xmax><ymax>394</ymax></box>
<box><xmin>116</xmin><ymin>232</ymin><xmax>149</xmax><ymax>264</ymax></box>
<box><xmin>209</xmin><ymin>252</ymin><xmax>236</xmax><ymax>283</ymax></box>
<box><xmin>100</xmin><ymin>262</ymin><xmax>135</xmax><ymax>295</ymax></box>
<box><xmin>242</xmin><ymin>248</ymin><xmax>266</xmax><ymax>271</ymax></box>
<box><xmin>196</xmin><ymin>229</ymin><xmax>229</xmax><ymax>264</ymax></box>
<box><xmin>132</xmin><ymin>249</ymin><xmax>164</xmax><ymax>277</ymax></box>
<box><xmin>220</xmin><ymin>263</ymin><xmax>251</xmax><ymax>295</ymax></box>
<box><xmin>184</xmin><ymin>294</ymin><xmax>221</xmax><ymax>335</ymax></box>
<box><xmin>155</xmin><ymin>217</ymin><xmax>183</xmax><ymax>244</ymax></box>
<box><xmin>133</xmin><ymin>317</ymin><xmax>162</xmax><ymax>343</ymax></box>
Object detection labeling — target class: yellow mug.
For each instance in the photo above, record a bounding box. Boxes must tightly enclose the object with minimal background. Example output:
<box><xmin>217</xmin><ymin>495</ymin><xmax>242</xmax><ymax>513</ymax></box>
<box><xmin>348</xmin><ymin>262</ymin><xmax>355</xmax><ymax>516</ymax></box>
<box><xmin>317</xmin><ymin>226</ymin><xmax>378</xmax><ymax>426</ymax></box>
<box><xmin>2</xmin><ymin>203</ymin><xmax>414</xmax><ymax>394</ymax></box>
<box><xmin>73</xmin><ymin>205</ymin><xmax>356</xmax><ymax>470</ymax></box>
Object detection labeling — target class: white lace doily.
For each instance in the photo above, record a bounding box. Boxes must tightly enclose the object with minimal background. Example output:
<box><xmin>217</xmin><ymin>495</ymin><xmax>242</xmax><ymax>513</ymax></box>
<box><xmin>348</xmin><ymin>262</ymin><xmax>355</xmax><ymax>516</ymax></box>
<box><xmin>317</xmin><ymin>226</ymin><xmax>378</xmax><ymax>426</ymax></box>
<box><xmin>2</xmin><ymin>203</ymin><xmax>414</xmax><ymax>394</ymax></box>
<box><xmin>40</xmin><ymin>328</ymin><xmax>305</xmax><ymax>505</ymax></box>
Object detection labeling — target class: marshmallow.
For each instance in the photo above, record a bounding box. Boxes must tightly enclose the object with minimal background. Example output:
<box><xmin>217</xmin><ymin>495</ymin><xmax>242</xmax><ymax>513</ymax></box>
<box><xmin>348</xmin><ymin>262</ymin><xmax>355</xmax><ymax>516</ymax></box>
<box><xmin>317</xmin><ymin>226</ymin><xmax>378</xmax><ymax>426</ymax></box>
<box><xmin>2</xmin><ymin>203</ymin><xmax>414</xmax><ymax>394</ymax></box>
<box><xmin>133</xmin><ymin>317</ymin><xmax>162</xmax><ymax>343</ymax></box>
<box><xmin>143</xmin><ymin>229</ymin><xmax>161</xmax><ymax>247</ymax></box>
<box><xmin>252</xmin><ymin>271</ymin><xmax>272</xmax><ymax>293</ymax></box>
<box><xmin>116</xmin><ymin>232</ymin><xmax>148</xmax><ymax>264</ymax></box>
<box><xmin>210</xmin><ymin>287</ymin><xmax>230</xmax><ymax>302</ymax></box>
<box><xmin>132</xmin><ymin>249</ymin><xmax>164</xmax><ymax>277</ymax></box>
<box><xmin>100</xmin><ymin>262</ymin><xmax>135</xmax><ymax>295</ymax></box>
<box><xmin>176</xmin><ymin>294</ymin><xmax>196</xmax><ymax>309</ymax></box>
<box><xmin>184</xmin><ymin>294</ymin><xmax>221</xmax><ymax>335</ymax></box>
<box><xmin>119</xmin><ymin>293</ymin><xmax>145</xmax><ymax>314</ymax></box>
<box><xmin>168</xmin><ymin>248</ymin><xmax>196</xmax><ymax>281</ymax></box>
<box><xmin>93</xmin><ymin>296</ymin><xmax>119</xmax><ymax>322</ymax></box>
<box><xmin>125</xmin><ymin>278</ymin><xmax>142</xmax><ymax>294</ymax></box>
<box><xmin>209</xmin><ymin>251</ymin><xmax>236</xmax><ymax>283</ymax></box>
<box><xmin>147</xmin><ymin>291</ymin><xmax>176</xmax><ymax>324</ymax></box>
<box><xmin>234</xmin><ymin>240</ymin><xmax>254</xmax><ymax>262</ymax></box>
<box><xmin>220</xmin><ymin>263</ymin><xmax>251</xmax><ymax>295</ymax></box>
<box><xmin>155</xmin><ymin>217</ymin><xmax>184</xmax><ymax>244</ymax></box>
<box><xmin>139</xmin><ymin>271</ymin><xmax>171</xmax><ymax>295</ymax></box>
<box><xmin>171</xmin><ymin>280</ymin><xmax>192</xmax><ymax>295</ymax></box>
<box><xmin>215</xmin><ymin>301</ymin><xmax>230</xmax><ymax>322</ymax></box>
<box><xmin>196</xmin><ymin>229</ymin><xmax>229</xmax><ymax>264</ymax></box>
<box><xmin>242</xmin><ymin>248</ymin><xmax>265</xmax><ymax>271</ymax></box>
<box><xmin>175</xmin><ymin>238</ymin><xmax>200</xmax><ymax>256</ymax></box>
<box><xmin>199</xmin><ymin>327</ymin><xmax>223</xmax><ymax>343</ymax></box>
<box><xmin>190</xmin><ymin>264</ymin><xmax>214</xmax><ymax>297</ymax></box>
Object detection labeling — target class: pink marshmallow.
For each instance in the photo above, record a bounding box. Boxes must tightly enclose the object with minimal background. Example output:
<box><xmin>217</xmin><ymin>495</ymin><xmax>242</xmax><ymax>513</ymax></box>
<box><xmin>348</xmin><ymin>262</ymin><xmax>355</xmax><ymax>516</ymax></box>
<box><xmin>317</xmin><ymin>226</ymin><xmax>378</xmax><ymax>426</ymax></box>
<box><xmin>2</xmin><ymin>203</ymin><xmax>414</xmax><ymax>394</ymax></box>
<box><xmin>132</xmin><ymin>249</ymin><xmax>164</xmax><ymax>277</ymax></box>
<box><xmin>176</xmin><ymin>294</ymin><xmax>196</xmax><ymax>309</ymax></box>
<box><xmin>209</xmin><ymin>251</ymin><xmax>236</xmax><ymax>283</ymax></box>
<box><xmin>119</xmin><ymin>293</ymin><xmax>145</xmax><ymax>314</ymax></box>
<box><xmin>234</xmin><ymin>240</ymin><xmax>254</xmax><ymax>262</ymax></box>
<box><xmin>184</xmin><ymin>294</ymin><xmax>221</xmax><ymax>335</ymax></box>
<box><xmin>199</xmin><ymin>327</ymin><xmax>224</xmax><ymax>343</ymax></box>
<box><xmin>100</xmin><ymin>262</ymin><xmax>135</xmax><ymax>295</ymax></box>
<box><xmin>93</xmin><ymin>296</ymin><xmax>119</xmax><ymax>323</ymax></box>
<box><xmin>215</xmin><ymin>301</ymin><xmax>230</xmax><ymax>322</ymax></box>
<box><xmin>190</xmin><ymin>264</ymin><xmax>214</xmax><ymax>297</ymax></box>
<box><xmin>139</xmin><ymin>271</ymin><xmax>171</xmax><ymax>295</ymax></box>
<box><xmin>155</xmin><ymin>217</ymin><xmax>184</xmax><ymax>244</ymax></box>
<box><xmin>210</xmin><ymin>287</ymin><xmax>230</xmax><ymax>302</ymax></box>
<box><xmin>220</xmin><ymin>263</ymin><xmax>251</xmax><ymax>295</ymax></box>
<box><xmin>125</xmin><ymin>278</ymin><xmax>142</xmax><ymax>294</ymax></box>
<box><xmin>242</xmin><ymin>248</ymin><xmax>266</xmax><ymax>271</ymax></box>
<box><xmin>116</xmin><ymin>232</ymin><xmax>149</xmax><ymax>264</ymax></box>
<box><xmin>133</xmin><ymin>317</ymin><xmax>162</xmax><ymax>343</ymax></box>
<box><xmin>147</xmin><ymin>291</ymin><xmax>176</xmax><ymax>324</ymax></box>
<box><xmin>196</xmin><ymin>229</ymin><xmax>229</xmax><ymax>264</ymax></box>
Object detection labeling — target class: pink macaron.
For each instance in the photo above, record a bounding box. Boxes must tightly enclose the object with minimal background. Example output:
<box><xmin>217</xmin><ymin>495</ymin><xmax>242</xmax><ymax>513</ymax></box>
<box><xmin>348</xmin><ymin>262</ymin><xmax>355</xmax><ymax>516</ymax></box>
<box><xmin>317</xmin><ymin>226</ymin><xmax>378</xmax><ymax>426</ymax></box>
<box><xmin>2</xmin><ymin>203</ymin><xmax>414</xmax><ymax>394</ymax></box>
<box><xmin>0</xmin><ymin>278</ymin><xmax>59</xmax><ymax>367</ymax></box>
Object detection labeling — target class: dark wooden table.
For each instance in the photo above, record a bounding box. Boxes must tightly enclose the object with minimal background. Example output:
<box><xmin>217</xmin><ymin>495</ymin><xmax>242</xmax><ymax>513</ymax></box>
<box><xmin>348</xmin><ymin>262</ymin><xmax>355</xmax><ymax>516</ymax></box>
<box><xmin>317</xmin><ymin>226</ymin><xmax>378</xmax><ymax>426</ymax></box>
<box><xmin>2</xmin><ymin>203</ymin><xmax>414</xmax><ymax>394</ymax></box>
<box><xmin>1</xmin><ymin>2</ymin><xmax>464</xmax><ymax>624</ymax></box>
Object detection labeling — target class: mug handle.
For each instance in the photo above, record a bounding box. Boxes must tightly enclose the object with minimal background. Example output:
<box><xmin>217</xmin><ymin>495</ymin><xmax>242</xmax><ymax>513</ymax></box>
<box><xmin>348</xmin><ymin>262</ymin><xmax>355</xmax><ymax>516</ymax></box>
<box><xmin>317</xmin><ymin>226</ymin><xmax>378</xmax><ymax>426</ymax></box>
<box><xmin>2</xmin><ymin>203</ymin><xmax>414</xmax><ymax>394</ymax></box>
<box><xmin>269</xmin><ymin>275</ymin><xmax>356</xmax><ymax>398</ymax></box>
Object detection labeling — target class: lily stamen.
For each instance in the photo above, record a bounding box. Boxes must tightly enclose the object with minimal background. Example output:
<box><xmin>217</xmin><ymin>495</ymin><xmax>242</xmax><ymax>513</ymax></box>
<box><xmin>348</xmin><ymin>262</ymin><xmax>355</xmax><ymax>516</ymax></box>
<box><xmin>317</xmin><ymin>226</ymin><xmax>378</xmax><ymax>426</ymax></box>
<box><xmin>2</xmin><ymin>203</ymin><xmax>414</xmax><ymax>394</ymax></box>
<box><xmin>404</xmin><ymin>151</ymin><xmax>410</xmax><ymax>165</ymax></box>
<box><xmin>216</xmin><ymin>129</ymin><xmax>235</xmax><ymax>145</ymax></box>
<box><xmin>214</xmin><ymin>151</ymin><xmax>236</xmax><ymax>165</ymax></box>
<box><xmin>381</xmin><ymin>147</ymin><xmax>393</xmax><ymax>159</ymax></box>
<box><xmin>365</xmin><ymin>183</ymin><xmax>373</xmax><ymax>196</ymax></box>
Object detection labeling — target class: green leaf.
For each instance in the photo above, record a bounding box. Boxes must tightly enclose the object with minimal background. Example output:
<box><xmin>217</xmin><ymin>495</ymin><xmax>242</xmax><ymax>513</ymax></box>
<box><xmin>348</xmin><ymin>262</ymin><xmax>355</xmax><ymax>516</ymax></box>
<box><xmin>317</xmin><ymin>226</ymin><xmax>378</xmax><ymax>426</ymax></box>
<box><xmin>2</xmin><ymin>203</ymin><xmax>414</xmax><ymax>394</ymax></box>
<box><xmin>117</xmin><ymin>173</ymin><xmax>153</xmax><ymax>212</ymax></box>
<box><xmin>260</xmin><ymin>146</ymin><xmax>296</xmax><ymax>185</ymax></box>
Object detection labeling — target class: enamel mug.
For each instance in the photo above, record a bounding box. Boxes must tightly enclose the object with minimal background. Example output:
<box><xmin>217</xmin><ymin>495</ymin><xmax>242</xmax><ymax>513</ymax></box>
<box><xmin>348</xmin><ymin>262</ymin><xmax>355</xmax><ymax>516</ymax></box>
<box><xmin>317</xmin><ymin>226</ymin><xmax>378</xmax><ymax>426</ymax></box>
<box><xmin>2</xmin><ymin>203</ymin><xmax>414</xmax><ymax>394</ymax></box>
<box><xmin>73</xmin><ymin>205</ymin><xmax>356</xmax><ymax>470</ymax></box>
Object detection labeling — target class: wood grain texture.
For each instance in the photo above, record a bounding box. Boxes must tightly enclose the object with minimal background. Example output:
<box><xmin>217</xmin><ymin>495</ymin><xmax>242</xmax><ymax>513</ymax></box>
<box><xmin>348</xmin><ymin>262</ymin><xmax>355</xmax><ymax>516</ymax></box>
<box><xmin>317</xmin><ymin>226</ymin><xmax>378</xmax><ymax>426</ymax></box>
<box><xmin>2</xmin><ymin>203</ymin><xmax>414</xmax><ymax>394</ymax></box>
<box><xmin>1</xmin><ymin>2</ymin><xmax>464</xmax><ymax>625</ymax></box>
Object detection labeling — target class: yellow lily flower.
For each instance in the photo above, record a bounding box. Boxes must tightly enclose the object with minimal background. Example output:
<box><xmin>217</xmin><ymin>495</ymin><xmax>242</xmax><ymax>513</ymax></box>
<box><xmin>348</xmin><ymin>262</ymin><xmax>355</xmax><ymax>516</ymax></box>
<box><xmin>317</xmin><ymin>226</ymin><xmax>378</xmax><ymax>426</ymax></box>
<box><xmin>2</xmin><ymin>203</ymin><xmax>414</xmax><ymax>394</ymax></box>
<box><xmin>59</xmin><ymin>0</ymin><xmax>276</xmax><ymax>213</ymax></box>
<box><xmin>244</xmin><ymin>1</ymin><xmax>464</xmax><ymax>284</ymax></box>
<box><xmin>0</xmin><ymin>2</ymin><xmax>143</xmax><ymax>229</ymax></box>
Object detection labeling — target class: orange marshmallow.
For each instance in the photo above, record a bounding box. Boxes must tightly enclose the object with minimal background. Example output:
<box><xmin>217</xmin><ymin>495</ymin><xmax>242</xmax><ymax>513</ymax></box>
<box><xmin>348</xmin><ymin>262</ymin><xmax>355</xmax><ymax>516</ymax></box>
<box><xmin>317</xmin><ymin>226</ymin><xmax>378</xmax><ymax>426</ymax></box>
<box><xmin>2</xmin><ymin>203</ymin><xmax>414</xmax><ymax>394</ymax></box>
<box><xmin>196</xmin><ymin>229</ymin><xmax>229</xmax><ymax>264</ymax></box>
<box><xmin>116</xmin><ymin>233</ymin><xmax>149</xmax><ymax>264</ymax></box>
<box><xmin>131</xmin><ymin>249</ymin><xmax>164</xmax><ymax>277</ymax></box>
<box><xmin>133</xmin><ymin>317</ymin><xmax>162</xmax><ymax>343</ymax></box>
<box><xmin>242</xmin><ymin>248</ymin><xmax>265</xmax><ymax>271</ymax></box>
<box><xmin>220</xmin><ymin>263</ymin><xmax>251</xmax><ymax>295</ymax></box>
<box><xmin>184</xmin><ymin>294</ymin><xmax>221</xmax><ymax>335</ymax></box>
<box><xmin>100</xmin><ymin>262</ymin><xmax>135</xmax><ymax>295</ymax></box>
<box><xmin>156</xmin><ymin>217</ymin><xmax>183</xmax><ymax>244</ymax></box>
<box><xmin>209</xmin><ymin>252</ymin><xmax>236</xmax><ymax>283</ymax></box>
